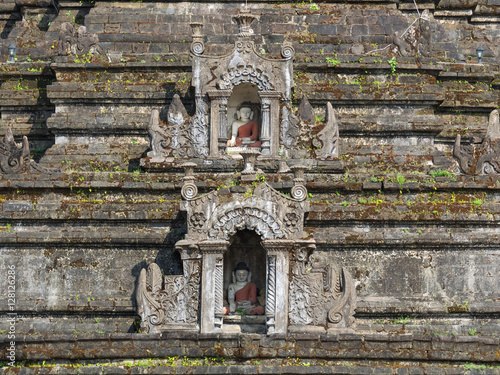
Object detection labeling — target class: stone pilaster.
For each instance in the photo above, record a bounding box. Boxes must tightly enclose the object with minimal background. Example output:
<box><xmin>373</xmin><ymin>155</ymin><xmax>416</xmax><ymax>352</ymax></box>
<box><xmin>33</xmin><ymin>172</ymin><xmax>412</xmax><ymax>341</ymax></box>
<box><xmin>261</xmin><ymin>240</ymin><xmax>294</xmax><ymax>334</ymax></box>
<box><xmin>198</xmin><ymin>241</ymin><xmax>230</xmax><ymax>333</ymax></box>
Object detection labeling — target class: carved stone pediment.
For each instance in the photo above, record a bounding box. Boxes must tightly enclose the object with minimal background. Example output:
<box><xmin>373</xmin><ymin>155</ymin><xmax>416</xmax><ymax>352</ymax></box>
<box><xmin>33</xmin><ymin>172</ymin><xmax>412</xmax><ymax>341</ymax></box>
<box><xmin>181</xmin><ymin>182</ymin><xmax>309</xmax><ymax>242</ymax></box>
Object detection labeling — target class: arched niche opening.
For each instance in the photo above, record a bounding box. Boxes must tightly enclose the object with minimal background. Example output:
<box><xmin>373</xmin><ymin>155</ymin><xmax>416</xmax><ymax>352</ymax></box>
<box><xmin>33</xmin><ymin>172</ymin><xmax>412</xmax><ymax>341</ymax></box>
<box><xmin>226</xmin><ymin>82</ymin><xmax>261</xmax><ymax>138</ymax></box>
<box><xmin>223</xmin><ymin>230</ymin><xmax>266</xmax><ymax>312</ymax></box>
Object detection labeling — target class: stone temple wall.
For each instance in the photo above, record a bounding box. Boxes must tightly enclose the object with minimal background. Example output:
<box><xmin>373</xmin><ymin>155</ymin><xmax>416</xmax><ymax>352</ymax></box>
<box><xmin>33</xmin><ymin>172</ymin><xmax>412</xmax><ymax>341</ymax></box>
<box><xmin>0</xmin><ymin>0</ymin><xmax>499</xmax><ymax>373</ymax></box>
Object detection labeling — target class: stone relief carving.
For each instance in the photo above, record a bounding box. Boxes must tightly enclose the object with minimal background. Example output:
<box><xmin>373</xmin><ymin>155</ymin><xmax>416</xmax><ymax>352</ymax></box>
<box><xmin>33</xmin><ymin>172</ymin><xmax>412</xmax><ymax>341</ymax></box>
<box><xmin>217</xmin><ymin>62</ymin><xmax>274</xmax><ymax>91</ymax></box>
<box><xmin>0</xmin><ymin>128</ymin><xmax>30</xmax><ymax>174</ymax></box>
<box><xmin>189</xmin><ymin>11</ymin><xmax>295</xmax><ymax>157</ymax></box>
<box><xmin>281</xmin><ymin>105</ymin><xmax>300</xmax><ymax>149</ymax></box>
<box><xmin>453</xmin><ymin>109</ymin><xmax>500</xmax><ymax>175</ymax></box>
<box><xmin>58</xmin><ymin>22</ymin><xmax>104</xmax><ymax>56</ymax></box>
<box><xmin>0</xmin><ymin>128</ymin><xmax>60</xmax><ymax>174</ymax></box>
<box><xmin>209</xmin><ymin>202</ymin><xmax>286</xmax><ymax>241</ymax></box>
<box><xmin>136</xmin><ymin>256</ymin><xmax>201</xmax><ymax>334</ymax></box>
<box><xmin>393</xmin><ymin>10</ymin><xmax>432</xmax><ymax>58</ymax></box>
<box><xmin>190</xmin><ymin>96</ymin><xmax>209</xmax><ymax>158</ymax></box>
<box><xmin>313</xmin><ymin>102</ymin><xmax>340</xmax><ymax>159</ymax></box>
<box><xmin>288</xmin><ymin>95</ymin><xmax>317</xmax><ymax>154</ymax></box>
<box><xmin>289</xmin><ymin>251</ymin><xmax>356</xmax><ymax>329</ymax></box>
<box><xmin>181</xmin><ymin>179</ymin><xmax>309</xmax><ymax>243</ymax></box>
<box><xmin>145</xmin><ymin>94</ymin><xmax>208</xmax><ymax>161</ymax></box>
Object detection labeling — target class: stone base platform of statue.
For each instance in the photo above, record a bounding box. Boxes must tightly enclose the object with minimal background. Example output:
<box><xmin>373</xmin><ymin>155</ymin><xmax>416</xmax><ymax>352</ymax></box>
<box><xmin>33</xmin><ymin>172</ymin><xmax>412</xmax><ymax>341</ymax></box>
<box><xmin>222</xmin><ymin>315</ymin><xmax>266</xmax><ymax>334</ymax></box>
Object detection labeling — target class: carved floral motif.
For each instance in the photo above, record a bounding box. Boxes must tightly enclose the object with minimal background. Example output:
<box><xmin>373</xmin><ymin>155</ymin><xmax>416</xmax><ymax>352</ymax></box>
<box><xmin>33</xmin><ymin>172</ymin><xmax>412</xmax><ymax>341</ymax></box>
<box><xmin>209</xmin><ymin>204</ymin><xmax>285</xmax><ymax>240</ymax></box>
<box><xmin>217</xmin><ymin>62</ymin><xmax>274</xmax><ymax>91</ymax></box>
<box><xmin>136</xmin><ymin>259</ymin><xmax>201</xmax><ymax>333</ymax></box>
<box><xmin>146</xmin><ymin>94</ymin><xmax>208</xmax><ymax>161</ymax></box>
<box><xmin>289</xmin><ymin>253</ymin><xmax>356</xmax><ymax>328</ymax></box>
<box><xmin>58</xmin><ymin>22</ymin><xmax>104</xmax><ymax>56</ymax></box>
<box><xmin>0</xmin><ymin>128</ymin><xmax>30</xmax><ymax>174</ymax></box>
<box><xmin>0</xmin><ymin>128</ymin><xmax>60</xmax><ymax>174</ymax></box>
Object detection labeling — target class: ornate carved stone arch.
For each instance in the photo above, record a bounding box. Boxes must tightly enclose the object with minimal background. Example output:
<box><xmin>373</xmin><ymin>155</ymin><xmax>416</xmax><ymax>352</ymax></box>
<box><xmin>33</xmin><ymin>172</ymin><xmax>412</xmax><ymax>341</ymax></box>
<box><xmin>217</xmin><ymin>62</ymin><xmax>275</xmax><ymax>91</ymax></box>
<box><xmin>207</xmin><ymin>200</ymin><xmax>287</xmax><ymax>241</ymax></box>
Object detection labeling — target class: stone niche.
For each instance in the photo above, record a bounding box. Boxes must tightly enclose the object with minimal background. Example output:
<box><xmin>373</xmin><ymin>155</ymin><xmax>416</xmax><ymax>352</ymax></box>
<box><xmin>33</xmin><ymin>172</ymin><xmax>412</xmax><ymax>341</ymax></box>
<box><xmin>136</xmin><ymin>164</ymin><xmax>356</xmax><ymax>335</ymax></box>
<box><xmin>190</xmin><ymin>11</ymin><xmax>295</xmax><ymax>158</ymax></box>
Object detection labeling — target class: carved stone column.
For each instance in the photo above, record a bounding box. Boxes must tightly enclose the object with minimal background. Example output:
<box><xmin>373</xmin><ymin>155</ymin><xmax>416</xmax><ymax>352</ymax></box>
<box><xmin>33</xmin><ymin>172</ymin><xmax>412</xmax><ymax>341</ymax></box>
<box><xmin>198</xmin><ymin>240</ymin><xmax>229</xmax><ymax>333</ymax></box>
<box><xmin>261</xmin><ymin>240</ymin><xmax>294</xmax><ymax>334</ymax></box>
<box><xmin>259</xmin><ymin>91</ymin><xmax>282</xmax><ymax>157</ymax></box>
<box><xmin>207</xmin><ymin>90</ymin><xmax>231</xmax><ymax>157</ymax></box>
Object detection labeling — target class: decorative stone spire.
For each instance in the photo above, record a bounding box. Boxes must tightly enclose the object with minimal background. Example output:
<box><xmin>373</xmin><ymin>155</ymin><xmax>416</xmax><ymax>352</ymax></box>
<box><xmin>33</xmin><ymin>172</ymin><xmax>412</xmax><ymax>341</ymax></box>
<box><xmin>233</xmin><ymin>9</ymin><xmax>257</xmax><ymax>37</ymax></box>
<box><xmin>190</xmin><ymin>22</ymin><xmax>205</xmax><ymax>55</ymax></box>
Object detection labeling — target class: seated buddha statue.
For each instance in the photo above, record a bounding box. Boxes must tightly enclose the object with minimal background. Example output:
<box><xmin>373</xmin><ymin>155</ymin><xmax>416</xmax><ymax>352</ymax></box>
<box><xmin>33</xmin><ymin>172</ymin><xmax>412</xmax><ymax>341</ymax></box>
<box><xmin>227</xmin><ymin>105</ymin><xmax>261</xmax><ymax>148</ymax></box>
<box><xmin>225</xmin><ymin>262</ymin><xmax>264</xmax><ymax>315</ymax></box>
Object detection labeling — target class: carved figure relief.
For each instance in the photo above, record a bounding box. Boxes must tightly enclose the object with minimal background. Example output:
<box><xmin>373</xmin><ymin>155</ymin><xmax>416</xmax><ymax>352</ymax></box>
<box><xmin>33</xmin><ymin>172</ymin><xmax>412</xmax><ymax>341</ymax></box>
<box><xmin>281</xmin><ymin>105</ymin><xmax>300</xmax><ymax>149</ymax></box>
<box><xmin>289</xmin><ymin>251</ymin><xmax>356</xmax><ymax>328</ymax></box>
<box><xmin>393</xmin><ymin>10</ymin><xmax>432</xmax><ymax>58</ymax></box>
<box><xmin>454</xmin><ymin>109</ymin><xmax>500</xmax><ymax>175</ymax></box>
<box><xmin>313</xmin><ymin>102</ymin><xmax>340</xmax><ymax>159</ymax></box>
<box><xmin>58</xmin><ymin>22</ymin><xmax>104</xmax><ymax>56</ymax></box>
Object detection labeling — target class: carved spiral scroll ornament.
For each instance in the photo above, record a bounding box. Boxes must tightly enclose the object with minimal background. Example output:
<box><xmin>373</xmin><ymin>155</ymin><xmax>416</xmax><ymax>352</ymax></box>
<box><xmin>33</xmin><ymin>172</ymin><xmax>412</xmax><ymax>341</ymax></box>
<box><xmin>281</xmin><ymin>44</ymin><xmax>295</xmax><ymax>59</ymax></box>
<box><xmin>291</xmin><ymin>185</ymin><xmax>307</xmax><ymax>201</ymax></box>
<box><xmin>191</xmin><ymin>41</ymin><xmax>205</xmax><ymax>55</ymax></box>
<box><xmin>181</xmin><ymin>183</ymin><xmax>198</xmax><ymax>200</ymax></box>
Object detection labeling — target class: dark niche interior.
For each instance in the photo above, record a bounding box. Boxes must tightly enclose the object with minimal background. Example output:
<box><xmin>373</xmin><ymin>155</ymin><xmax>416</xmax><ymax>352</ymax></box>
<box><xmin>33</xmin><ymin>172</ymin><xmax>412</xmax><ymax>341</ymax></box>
<box><xmin>223</xmin><ymin>230</ymin><xmax>266</xmax><ymax>307</ymax></box>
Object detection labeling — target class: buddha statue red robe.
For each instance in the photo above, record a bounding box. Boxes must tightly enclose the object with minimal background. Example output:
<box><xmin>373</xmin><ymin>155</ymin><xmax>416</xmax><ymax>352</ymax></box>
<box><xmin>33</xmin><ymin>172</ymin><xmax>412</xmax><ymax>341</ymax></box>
<box><xmin>234</xmin><ymin>282</ymin><xmax>264</xmax><ymax>315</ymax></box>
<box><xmin>235</xmin><ymin>120</ymin><xmax>261</xmax><ymax>148</ymax></box>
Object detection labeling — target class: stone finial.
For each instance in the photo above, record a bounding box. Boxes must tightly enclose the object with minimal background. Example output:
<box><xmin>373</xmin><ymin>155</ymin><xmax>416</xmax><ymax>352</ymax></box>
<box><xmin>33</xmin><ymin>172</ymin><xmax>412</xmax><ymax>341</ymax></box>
<box><xmin>181</xmin><ymin>162</ymin><xmax>198</xmax><ymax>200</ymax></box>
<box><xmin>454</xmin><ymin>109</ymin><xmax>500</xmax><ymax>175</ymax></box>
<box><xmin>190</xmin><ymin>22</ymin><xmax>203</xmax><ymax>37</ymax></box>
<box><xmin>233</xmin><ymin>9</ymin><xmax>257</xmax><ymax>37</ymax></box>
<box><xmin>290</xmin><ymin>165</ymin><xmax>308</xmax><ymax>201</ymax></box>
<box><xmin>0</xmin><ymin>128</ymin><xmax>30</xmax><ymax>174</ymax></box>
<box><xmin>313</xmin><ymin>102</ymin><xmax>340</xmax><ymax>159</ymax></box>
<box><xmin>486</xmin><ymin>109</ymin><xmax>500</xmax><ymax>140</ymax></box>
<box><xmin>168</xmin><ymin>94</ymin><xmax>189</xmax><ymax>126</ymax></box>
<box><xmin>146</xmin><ymin>109</ymin><xmax>167</xmax><ymax>159</ymax></box>
<box><xmin>290</xmin><ymin>164</ymin><xmax>307</xmax><ymax>183</ymax></box>
<box><xmin>190</xmin><ymin>22</ymin><xmax>205</xmax><ymax>55</ymax></box>
<box><xmin>297</xmin><ymin>94</ymin><xmax>315</xmax><ymax>124</ymax></box>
